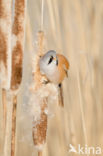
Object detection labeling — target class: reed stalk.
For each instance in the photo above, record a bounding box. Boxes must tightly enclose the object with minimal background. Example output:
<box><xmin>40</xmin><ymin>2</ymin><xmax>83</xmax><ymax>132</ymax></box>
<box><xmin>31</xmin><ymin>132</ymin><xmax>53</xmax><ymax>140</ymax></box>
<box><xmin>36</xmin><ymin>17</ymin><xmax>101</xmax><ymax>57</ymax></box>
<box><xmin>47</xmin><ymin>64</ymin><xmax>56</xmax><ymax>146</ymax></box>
<box><xmin>0</xmin><ymin>1</ymin><xmax>12</xmax><ymax>156</ymax></box>
<box><xmin>32</xmin><ymin>98</ymin><xmax>47</xmax><ymax>156</ymax></box>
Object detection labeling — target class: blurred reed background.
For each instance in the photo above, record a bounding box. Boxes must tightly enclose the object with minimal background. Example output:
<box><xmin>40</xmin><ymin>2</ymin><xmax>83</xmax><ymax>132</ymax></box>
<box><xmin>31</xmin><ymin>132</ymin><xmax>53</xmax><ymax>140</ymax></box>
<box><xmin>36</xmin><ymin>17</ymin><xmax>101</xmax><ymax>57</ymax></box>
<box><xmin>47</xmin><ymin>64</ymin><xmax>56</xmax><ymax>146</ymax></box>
<box><xmin>1</xmin><ymin>0</ymin><xmax>103</xmax><ymax>156</ymax></box>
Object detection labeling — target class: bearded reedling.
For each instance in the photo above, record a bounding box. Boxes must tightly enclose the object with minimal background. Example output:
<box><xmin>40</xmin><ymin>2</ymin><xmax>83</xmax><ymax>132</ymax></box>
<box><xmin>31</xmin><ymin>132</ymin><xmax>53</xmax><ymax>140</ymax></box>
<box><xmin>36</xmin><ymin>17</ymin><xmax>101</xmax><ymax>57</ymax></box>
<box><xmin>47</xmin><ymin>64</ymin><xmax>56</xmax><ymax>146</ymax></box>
<box><xmin>39</xmin><ymin>51</ymin><xmax>69</xmax><ymax>107</ymax></box>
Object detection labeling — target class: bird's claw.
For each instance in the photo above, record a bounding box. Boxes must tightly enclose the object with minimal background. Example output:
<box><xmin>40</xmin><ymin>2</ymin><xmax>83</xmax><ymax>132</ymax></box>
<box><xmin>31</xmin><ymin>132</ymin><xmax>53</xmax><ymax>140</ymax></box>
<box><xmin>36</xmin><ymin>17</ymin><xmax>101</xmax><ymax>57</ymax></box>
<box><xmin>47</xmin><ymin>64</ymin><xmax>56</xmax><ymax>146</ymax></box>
<box><xmin>42</xmin><ymin>80</ymin><xmax>50</xmax><ymax>84</ymax></box>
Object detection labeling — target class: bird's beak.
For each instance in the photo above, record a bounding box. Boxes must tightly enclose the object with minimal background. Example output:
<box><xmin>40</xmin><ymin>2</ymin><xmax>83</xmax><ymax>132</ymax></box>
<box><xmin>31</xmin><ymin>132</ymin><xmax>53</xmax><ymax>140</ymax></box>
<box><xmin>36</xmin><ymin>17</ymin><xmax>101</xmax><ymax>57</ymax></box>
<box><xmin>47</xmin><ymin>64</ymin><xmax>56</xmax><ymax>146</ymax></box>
<box><xmin>54</xmin><ymin>56</ymin><xmax>58</xmax><ymax>65</ymax></box>
<box><xmin>53</xmin><ymin>57</ymin><xmax>56</xmax><ymax>60</ymax></box>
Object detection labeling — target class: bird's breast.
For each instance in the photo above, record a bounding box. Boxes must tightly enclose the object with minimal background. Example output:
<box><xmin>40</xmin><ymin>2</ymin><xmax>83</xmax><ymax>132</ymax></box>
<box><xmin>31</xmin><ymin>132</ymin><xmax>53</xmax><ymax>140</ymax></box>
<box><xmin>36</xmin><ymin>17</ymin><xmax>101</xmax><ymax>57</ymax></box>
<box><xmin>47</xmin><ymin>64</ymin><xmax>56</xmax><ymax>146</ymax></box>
<box><xmin>46</xmin><ymin>67</ymin><xmax>60</xmax><ymax>84</ymax></box>
<box><xmin>46</xmin><ymin>66</ymin><xmax>66</xmax><ymax>84</ymax></box>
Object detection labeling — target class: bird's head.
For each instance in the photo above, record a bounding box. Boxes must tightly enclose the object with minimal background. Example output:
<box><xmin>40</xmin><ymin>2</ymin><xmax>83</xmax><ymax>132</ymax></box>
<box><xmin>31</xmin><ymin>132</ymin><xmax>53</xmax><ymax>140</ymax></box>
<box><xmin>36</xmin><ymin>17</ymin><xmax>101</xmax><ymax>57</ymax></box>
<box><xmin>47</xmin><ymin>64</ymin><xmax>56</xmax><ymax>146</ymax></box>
<box><xmin>39</xmin><ymin>50</ymin><xmax>58</xmax><ymax>75</ymax></box>
<box><xmin>39</xmin><ymin>50</ymin><xmax>69</xmax><ymax>84</ymax></box>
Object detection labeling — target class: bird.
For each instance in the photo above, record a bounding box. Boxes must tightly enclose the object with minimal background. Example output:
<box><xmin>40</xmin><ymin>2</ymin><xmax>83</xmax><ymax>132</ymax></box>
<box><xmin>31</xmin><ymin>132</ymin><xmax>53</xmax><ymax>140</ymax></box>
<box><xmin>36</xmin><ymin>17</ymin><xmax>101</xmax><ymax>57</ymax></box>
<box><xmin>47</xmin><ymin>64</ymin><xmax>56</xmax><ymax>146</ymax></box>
<box><xmin>39</xmin><ymin>50</ymin><xmax>69</xmax><ymax>84</ymax></box>
<box><xmin>39</xmin><ymin>50</ymin><xmax>69</xmax><ymax>107</ymax></box>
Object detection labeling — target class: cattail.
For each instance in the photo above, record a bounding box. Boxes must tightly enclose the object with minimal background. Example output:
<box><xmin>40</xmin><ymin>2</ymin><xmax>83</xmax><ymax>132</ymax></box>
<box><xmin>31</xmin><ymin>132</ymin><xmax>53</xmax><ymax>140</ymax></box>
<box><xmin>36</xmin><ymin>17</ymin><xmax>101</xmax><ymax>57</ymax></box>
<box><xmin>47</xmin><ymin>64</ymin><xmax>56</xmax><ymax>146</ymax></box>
<box><xmin>0</xmin><ymin>0</ymin><xmax>12</xmax><ymax>132</ymax></box>
<box><xmin>10</xmin><ymin>0</ymin><xmax>26</xmax><ymax>156</ymax></box>
<box><xmin>11</xmin><ymin>0</ymin><xmax>26</xmax><ymax>91</ymax></box>
<box><xmin>31</xmin><ymin>31</ymin><xmax>58</xmax><ymax>156</ymax></box>
<box><xmin>32</xmin><ymin>98</ymin><xmax>48</xmax><ymax>150</ymax></box>
<box><xmin>31</xmin><ymin>31</ymin><xmax>47</xmax><ymax>156</ymax></box>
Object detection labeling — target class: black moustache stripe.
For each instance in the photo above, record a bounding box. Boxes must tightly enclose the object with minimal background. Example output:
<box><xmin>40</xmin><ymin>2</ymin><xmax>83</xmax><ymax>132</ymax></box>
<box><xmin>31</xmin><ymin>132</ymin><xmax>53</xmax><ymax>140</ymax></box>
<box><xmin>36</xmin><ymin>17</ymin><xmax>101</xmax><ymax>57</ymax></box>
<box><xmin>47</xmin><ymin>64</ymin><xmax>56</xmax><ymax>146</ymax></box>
<box><xmin>48</xmin><ymin>56</ymin><xmax>53</xmax><ymax>64</ymax></box>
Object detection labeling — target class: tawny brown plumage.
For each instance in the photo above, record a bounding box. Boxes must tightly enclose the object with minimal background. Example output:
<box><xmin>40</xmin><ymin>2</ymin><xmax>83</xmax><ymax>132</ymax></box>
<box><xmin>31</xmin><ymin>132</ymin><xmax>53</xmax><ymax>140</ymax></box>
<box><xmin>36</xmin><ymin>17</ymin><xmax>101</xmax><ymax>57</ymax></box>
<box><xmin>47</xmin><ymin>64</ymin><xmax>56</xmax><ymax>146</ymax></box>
<box><xmin>39</xmin><ymin>51</ymin><xmax>69</xmax><ymax>107</ymax></box>
<box><xmin>57</xmin><ymin>54</ymin><xmax>69</xmax><ymax>84</ymax></box>
<box><xmin>56</xmin><ymin>54</ymin><xmax>69</xmax><ymax>107</ymax></box>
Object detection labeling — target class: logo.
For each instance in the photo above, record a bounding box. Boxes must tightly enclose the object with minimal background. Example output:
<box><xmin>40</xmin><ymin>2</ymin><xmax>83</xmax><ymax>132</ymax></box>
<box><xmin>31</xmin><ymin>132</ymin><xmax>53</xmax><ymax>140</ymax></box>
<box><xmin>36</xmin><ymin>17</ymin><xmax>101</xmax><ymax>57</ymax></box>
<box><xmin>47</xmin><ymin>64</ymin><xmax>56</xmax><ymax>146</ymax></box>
<box><xmin>68</xmin><ymin>144</ymin><xmax>102</xmax><ymax>155</ymax></box>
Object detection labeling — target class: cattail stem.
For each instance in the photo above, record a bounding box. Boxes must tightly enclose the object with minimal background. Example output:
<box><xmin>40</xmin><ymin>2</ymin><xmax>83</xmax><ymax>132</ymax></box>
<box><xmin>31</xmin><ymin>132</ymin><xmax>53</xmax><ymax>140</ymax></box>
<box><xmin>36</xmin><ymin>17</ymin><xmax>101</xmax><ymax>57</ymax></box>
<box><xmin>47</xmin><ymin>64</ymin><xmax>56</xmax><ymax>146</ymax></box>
<box><xmin>3</xmin><ymin>92</ymin><xmax>13</xmax><ymax>156</ymax></box>
<box><xmin>11</xmin><ymin>95</ymin><xmax>17</xmax><ymax>156</ymax></box>
<box><xmin>38</xmin><ymin>151</ymin><xmax>42</xmax><ymax>156</ymax></box>
<box><xmin>2</xmin><ymin>89</ymin><xmax>7</xmax><ymax>131</ymax></box>
<box><xmin>10</xmin><ymin>0</ymin><xmax>26</xmax><ymax>155</ymax></box>
<box><xmin>32</xmin><ymin>31</ymin><xmax>48</xmax><ymax>152</ymax></box>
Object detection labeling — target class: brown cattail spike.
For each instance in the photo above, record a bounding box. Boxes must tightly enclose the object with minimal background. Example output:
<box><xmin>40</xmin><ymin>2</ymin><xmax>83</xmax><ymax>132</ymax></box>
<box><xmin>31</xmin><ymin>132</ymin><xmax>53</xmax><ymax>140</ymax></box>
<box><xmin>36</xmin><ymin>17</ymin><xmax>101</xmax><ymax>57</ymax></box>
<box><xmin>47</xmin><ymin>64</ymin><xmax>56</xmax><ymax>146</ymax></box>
<box><xmin>32</xmin><ymin>98</ymin><xmax>47</xmax><ymax>147</ymax></box>
<box><xmin>31</xmin><ymin>31</ymin><xmax>49</xmax><ymax>153</ymax></box>
<box><xmin>10</xmin><ymin>1</ymin><xmax>26</xmax><ymax>156</ymax></box>
<box><xmin>11</xmin><ymin>41</ymin><xmax>23</xmax><ymax>90</ymax></box>
<box><xmin>11</xmin><ymin>0</ymin><xmax>26</xmax><ymax>91</ymax></box>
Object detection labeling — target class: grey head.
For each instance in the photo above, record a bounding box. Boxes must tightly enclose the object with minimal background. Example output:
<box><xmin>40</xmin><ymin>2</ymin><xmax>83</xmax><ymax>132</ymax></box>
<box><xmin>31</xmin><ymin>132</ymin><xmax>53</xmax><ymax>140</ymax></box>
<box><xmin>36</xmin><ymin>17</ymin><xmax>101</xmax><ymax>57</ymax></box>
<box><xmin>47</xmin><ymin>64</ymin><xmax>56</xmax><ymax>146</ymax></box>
<box><xmin>39</xmin><ymin>50</ymin><xmax>58</xmax><ymax>79</ymax></box>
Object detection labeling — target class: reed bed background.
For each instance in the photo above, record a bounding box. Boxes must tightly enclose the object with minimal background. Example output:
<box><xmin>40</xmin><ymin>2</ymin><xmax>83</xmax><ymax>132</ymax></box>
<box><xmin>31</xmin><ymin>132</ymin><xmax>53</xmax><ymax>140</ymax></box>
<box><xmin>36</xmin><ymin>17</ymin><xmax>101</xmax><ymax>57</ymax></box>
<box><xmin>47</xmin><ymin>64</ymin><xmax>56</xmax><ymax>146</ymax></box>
<box><xmin>0</xmin><ymin>0</ymin><xmax>103</xmax><ymax>156</ymax></box>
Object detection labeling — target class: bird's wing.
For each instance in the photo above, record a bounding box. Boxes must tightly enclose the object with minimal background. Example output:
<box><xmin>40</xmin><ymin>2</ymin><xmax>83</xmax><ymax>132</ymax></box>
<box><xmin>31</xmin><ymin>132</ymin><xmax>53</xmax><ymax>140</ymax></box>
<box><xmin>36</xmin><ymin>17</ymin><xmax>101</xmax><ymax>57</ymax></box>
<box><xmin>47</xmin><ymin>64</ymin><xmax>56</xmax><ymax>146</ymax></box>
<box><xmin>58</xmin><ymin>83</ymin><xmax>64</xmax><ymax>107</ymax></box>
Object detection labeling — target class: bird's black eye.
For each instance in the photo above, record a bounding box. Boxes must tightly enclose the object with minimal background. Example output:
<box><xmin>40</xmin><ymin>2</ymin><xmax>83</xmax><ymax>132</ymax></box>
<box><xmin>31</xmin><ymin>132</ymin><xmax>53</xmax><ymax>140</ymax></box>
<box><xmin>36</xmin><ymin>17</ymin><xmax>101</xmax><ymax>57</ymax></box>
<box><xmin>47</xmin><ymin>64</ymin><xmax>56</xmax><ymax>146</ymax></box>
<box><xmin>48</xmin><ymin>56</ymin><xmax>53</xmax><ymax>64</ymax></box>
